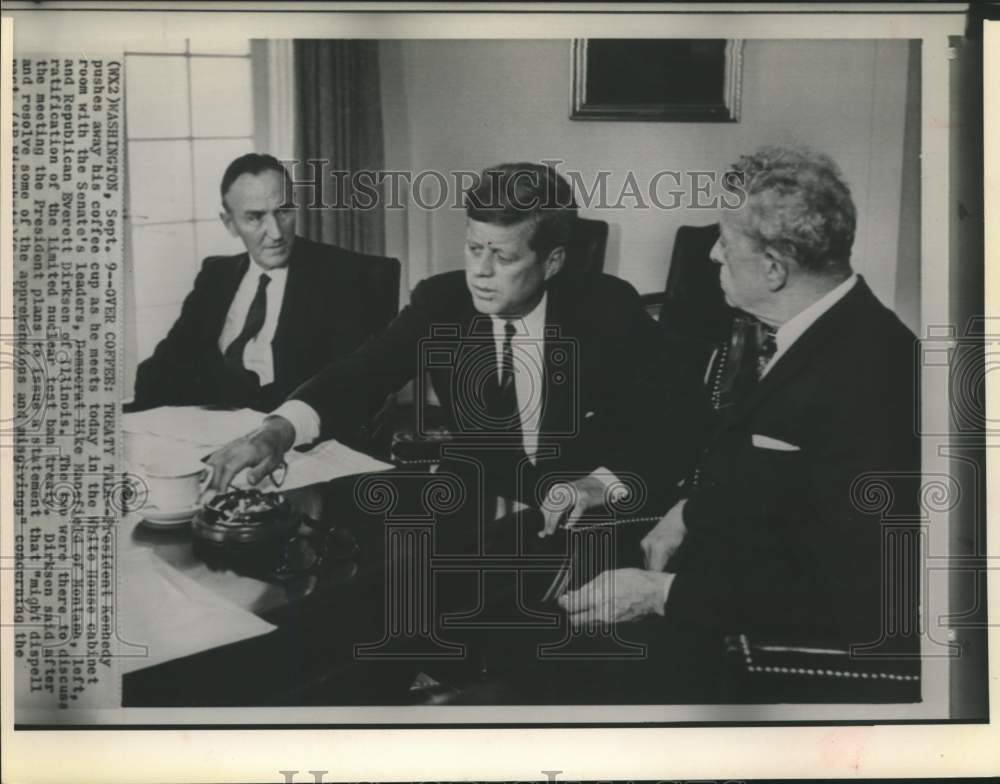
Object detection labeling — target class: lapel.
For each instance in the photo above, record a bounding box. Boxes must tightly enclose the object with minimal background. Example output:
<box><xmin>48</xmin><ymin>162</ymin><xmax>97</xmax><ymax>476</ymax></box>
<box><xmin>272</xmin><ymin>239</ymin><xmax>307</xmax><ymax>359</ymax></box>
<box><xmin>465</xmin><ymin>298</ymin><xmax>495</xmax><ymax>385</ymax></box>
<box><xmin>717</xmin><ymin>277</ymin><xmax>871</xmax><ymax>436</ymax></box>
<box><xmin>538</xmin><ymin>284</ymin><xmax>572</xmax><ymax>438</ymax></box>
<box><xmin>211</xmin><ymin>254</ymin><xmax>251</xmax><ymax>337</ymax></box>
<box><xmin>430</xmin><ymin>290</ymin><xmax>490</xmax><ymax>417</ymax></box>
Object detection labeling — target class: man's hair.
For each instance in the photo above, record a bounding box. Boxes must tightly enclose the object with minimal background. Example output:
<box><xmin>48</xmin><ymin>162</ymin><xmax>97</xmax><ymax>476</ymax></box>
<box><xmin>726</xmin><ymin>145</ymin><xmax>856</xmax><ymax>274</ymax></box>
<box><xmin>220</xmin><ymin>153</ymin><xmax>290</xmax><ymax>208</ymax></box>
<box><xmin>464</xmin><ymin>162</ymin><xmax>578</xmax><ymax>260</ymax></box>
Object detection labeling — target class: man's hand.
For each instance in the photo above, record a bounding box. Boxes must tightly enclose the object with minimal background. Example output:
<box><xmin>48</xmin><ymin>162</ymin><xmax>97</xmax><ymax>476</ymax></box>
<box><xmin>558</xmin><ymin>568</ymin><xmax>674</xmax><ymax>626</ymax></box>
<box><xmin>203</xmin><ymin>415</ymin><xmax>296</xmax><ymax>496</ymax></box>
<box><xmin>539</xmin><ymin>475</ymin><xmax>608</xmax><ymax>538</ymax></box>
<box><xmin>640</xmin><ymin>499</ymin><xmax>688</xmax><ymax>572</ymax></box>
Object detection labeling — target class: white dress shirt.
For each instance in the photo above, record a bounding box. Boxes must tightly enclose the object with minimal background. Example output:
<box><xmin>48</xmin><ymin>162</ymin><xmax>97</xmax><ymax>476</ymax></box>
<box><xmin>273</xmin><ymin>292</ymin><xmax>550</xmax><ymax>457</ymax></box>
<box><xmin>218</xmin><ymin>261</ymin><xmax>289</xmax><ymax>387</ymax></box>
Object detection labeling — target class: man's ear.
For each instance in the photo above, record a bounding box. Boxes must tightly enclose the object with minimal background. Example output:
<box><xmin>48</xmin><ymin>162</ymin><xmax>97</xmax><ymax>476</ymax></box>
<box><xmin>220</xmin><ymin>206</ymin><xmax>238</xmax><ymax>238</ymax></box>
<box><xmin>762</xmin><ymin>248</ymin><xmax>790</xmax><ymax>291</ymax></box>
<box><xmin>543</xmin><ymin>246</ymin><xmax>566</xmax><ymax>281</ymax></box>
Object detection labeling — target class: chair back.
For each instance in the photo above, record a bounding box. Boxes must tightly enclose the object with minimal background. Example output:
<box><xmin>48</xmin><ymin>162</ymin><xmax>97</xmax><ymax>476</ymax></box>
<box><xmin>664</xmin><ymin>223</ymin><xmax>722</xmax><ymax>303</ymax></box>
<box><xmin>560</xmin><ymin>217</ymin><xmax>609</xmax><ymax>279</ymax></box>
<box><xmin>658</xmin><ymin>223</ymin><xmax>732</xmax><ymax>346</ymax></box>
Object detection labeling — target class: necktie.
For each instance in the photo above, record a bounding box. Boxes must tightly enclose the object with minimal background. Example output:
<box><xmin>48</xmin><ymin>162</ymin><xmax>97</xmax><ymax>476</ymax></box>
<box><xmin>500</xmin><ymin>320</ymin><xmax>516</xmax><ymax>393</ymax></box>
<box><xmin>224</xmin><ymin>273</ymin><xmax>270</xmax><ymax>377</ymax></box>
<box><xmin>708</xmin><ymin>315</ymin><xmax>778</xmax><ymax>410</ymax></box>
<box><xmin>488</xmin><ymin>320</ymin><xmax>520</xmax><ymax>434</ymax></box>
<box><xmin>692</xmin><ymin>315</ymin><xmax>776</xmax><ymax>491</ymax></box>
<box><xmin>482</xmin><ymin>320</ymin><xmax>524</xmax><ymax>495</ymax></box>
<box><xmin>752</xmin><ymin>319</ymin><xmax>778</xmax><ymax>380</ymax></box>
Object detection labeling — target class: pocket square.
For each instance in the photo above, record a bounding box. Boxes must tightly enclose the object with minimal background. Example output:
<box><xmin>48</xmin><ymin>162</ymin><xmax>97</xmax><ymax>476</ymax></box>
<box><xmin>752</xmin><ymin>434</ymin><xmax>801</xmax><ymax>452</ymax></box>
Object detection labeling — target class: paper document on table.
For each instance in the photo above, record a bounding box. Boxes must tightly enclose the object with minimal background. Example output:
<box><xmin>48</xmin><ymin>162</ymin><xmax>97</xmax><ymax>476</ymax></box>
<box><xmin>118</xmin><ymin>548</ymin><xmax>276</xmax><ymax>674</ymax></box>
<box><xmin>123</xmin><ymin>405</ymin><xmax>393</xmax><ymax>490</ymax></box>
<box><xmin>123</xmin><ymin>406</ymin><xmax>265</xmax><ymax>448</ymax></box>
<box><xmin>230</xmin><ymin>437</ymin><xmax>394</xmax><ymax>492</ymax></box>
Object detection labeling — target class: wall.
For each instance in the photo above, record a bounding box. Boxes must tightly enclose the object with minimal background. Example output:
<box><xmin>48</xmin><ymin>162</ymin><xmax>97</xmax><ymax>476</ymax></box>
<box><xmin>894</xmin><ymin>39</ymin><xmax>922</xmax><ymax>332</ymax></box>
<box><xmin>381</xmin><ymin>39</ymin><xmax>919</xmax><ymax>326</ymax></box>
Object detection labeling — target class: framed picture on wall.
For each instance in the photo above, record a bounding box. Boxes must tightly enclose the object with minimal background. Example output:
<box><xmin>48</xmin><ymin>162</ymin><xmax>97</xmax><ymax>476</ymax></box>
<box><xmin>571</xmin><ymin>39</ymin><xmax>744</xmax><ymax>122</ymax></box>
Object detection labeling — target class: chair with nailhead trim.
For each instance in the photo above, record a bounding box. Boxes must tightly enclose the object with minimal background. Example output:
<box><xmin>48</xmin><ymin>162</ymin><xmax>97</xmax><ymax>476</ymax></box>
<box><xmin>721</xmin><ymin>633</ymin><xmax>921</xmax><ymax>703</ymax></box>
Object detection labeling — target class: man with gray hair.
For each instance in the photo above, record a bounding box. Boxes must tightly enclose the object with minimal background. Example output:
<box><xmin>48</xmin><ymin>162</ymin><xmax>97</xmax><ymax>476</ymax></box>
<box><xmin>546</xmin><ymin>146</ymin><xmax>920</xmax><ymax>701</ymax></box>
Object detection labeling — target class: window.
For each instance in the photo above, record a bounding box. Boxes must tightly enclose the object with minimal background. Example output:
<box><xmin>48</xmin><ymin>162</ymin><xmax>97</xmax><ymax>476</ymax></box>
<box><xmin>124</xmin><ymin>40</ymin><xmax>255</xmax><ymax>386</ymax></box>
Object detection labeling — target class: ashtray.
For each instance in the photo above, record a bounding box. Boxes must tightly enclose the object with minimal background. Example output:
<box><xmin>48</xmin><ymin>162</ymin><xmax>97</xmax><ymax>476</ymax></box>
<box><xmin>192</xmin><ymin>488</ymin><xmax>299</xmax><ymax>547</ymax></box>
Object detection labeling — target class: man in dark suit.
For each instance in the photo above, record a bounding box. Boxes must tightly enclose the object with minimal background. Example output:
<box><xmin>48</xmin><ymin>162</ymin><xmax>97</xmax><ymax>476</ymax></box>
<box><xmin>205</xmin><ymin>162</ymin><xmax>706</xmax><ymax>509</ymax></box>
<box><xmin>131</xmin><ymin>153</ymin><xmax>399</xmax><ymax>414</ymax></box>
<box><xmin>544</xmin><ymin>146</ymin><xmax>920</xmax><ymax>702</ymax></box>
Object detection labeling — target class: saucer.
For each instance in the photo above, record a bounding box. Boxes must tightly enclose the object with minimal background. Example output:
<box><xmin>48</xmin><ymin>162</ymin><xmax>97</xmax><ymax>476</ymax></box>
<box><xmin>140</xmin><ymin>504</ymin><xmax>200</xmax><ymax>529</ymax></box>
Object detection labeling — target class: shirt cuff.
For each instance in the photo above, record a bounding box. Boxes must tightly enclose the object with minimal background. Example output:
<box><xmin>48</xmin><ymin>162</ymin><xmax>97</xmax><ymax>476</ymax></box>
<box><xmin>269</xmin><ymin>400</ymin><xmax>321</xmax><ymax>447</ymax></box>
<box><xmin>676</xmin><ymin>496</ymin><xmax>692</xmax><ymax>529</ymax></box>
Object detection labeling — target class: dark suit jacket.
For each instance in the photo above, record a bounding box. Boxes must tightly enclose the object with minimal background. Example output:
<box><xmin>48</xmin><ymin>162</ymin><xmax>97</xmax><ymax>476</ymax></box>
<box><xmin>132</xmin><ymin>236</ymin><xmax>400</xmax><ymax>412</ymax></box>
<box><xmin>293</xmin><ymin>270</ymin><xmax>710</xmax><ymax>501</ymax></box>
<box><xmin>665</xmin><ymin>277</ymin><xmax>920</xmax><ymax>648</ymax></box>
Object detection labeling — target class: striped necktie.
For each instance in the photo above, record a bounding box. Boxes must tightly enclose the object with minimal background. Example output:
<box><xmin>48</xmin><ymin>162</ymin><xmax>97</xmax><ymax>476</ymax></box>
<box><xmin>224</xmin><ymin>273</ymin><xmax>270</xmax><ymax>377</ymax></box>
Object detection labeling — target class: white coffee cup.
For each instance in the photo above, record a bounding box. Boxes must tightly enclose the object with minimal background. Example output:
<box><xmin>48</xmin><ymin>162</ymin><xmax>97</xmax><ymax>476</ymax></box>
<box><xmin>143</xmin><ymin>458</ymin><xmax>213</xmax><ymax>512</ymax></box>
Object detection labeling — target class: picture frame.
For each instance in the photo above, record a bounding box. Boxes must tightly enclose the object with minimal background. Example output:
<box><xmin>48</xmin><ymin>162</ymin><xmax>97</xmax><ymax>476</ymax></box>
<box><xmin>571</xmin><ymin>38</ymin><xmax>744</xmax><ymax>122</ymax></box>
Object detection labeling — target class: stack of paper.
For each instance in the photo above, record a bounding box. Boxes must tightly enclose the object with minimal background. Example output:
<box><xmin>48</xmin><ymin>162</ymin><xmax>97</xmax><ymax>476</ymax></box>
<box><xmin>124</xmin><ymin>406</ymin><xmax>393</xmax><ymax>491</ymax></box>
<box><xmin>232</xmin><ymin>437</ymin><xmax>393</xmax><ymax>492</ymax></box>
<box><xmin>117</xmin><ymin>548</ymin><xmax>277</xmax><ymax>673</ymax></box>
<box><xmin>123</xmin><ymin>406</ymin><xmax>266</xmax><ymax>447</ymax></box>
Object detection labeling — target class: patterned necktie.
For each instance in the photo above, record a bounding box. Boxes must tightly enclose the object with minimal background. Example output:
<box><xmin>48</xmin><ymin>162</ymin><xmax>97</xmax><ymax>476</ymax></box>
<box><xmin>224</xmin><ymin>273</ymin><xmax>270</xmax><ymax>376</ymax></box>
<box><xmin>705</xmin><ymin>316</ymin><xmax>779</xmax><ymax>413</ymax></box>
<box><xmin>692</xmin><ymin>315</ymin><xmax>775</xmax><ymax>491</ymax></box>
<box><xmin>753</xmin><ymin>319</ymin><xmax>778</xmax><ymax>380</ymax></box>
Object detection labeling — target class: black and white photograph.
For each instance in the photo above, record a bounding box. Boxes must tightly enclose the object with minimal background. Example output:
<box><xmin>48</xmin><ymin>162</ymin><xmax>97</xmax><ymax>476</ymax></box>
<box><xmin>1</xmin><ymin>2</ymin><xmax>996</xmax><ymax>782</ymax></box>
